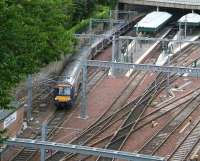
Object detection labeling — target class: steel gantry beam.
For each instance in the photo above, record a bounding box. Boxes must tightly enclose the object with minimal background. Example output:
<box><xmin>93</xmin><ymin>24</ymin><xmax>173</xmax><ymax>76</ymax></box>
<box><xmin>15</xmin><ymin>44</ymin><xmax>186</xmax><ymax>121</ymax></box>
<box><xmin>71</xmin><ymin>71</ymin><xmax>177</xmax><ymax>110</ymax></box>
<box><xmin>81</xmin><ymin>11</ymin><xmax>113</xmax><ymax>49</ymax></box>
<box><xmin>110</xmin><ymin>10</ymin><xmax>138</xmax><ymax>14</ymax></box>
<box><xmin>119</xmin><ymin>36</ymin><xmax>200</xmax><ymax>44</ymax></box>
<box><xmin>86</xmin><ymin>60</ymin><xmax>200</xmax><ymax>75</ymax></box>
<box><xmin>75</xmin><ymin>19</ymin><xmax>200</xmax><ymax>119</ymax></box>
<box><xmin>74</xmin><ymin>33</ymin><xmax>107</xmax><ymax>39</ymax></box>
<box><xmin>6</xmin><ymin>138</ymin><xmax>165</xmax><ymax>161</ymax></box>
<box><xmin>80</xmin><ymin>59</ymin><xmax>200</xmax><ymax>118</ymax></box>
<box><xmin>90</xmin><ymin>18</ymin><xmax>126</xmax><ymax>24</ymax></box>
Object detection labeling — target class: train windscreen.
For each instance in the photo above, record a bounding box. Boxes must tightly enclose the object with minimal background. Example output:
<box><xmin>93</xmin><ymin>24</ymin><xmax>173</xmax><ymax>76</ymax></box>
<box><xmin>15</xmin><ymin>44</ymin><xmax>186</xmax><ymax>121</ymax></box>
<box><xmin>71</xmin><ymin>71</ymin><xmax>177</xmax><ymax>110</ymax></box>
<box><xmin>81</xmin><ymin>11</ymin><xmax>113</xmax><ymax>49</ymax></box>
<box><xmin>58</xmin><ymin>87</ymin><xmax>71</xmax><ymax>96</ymax></box>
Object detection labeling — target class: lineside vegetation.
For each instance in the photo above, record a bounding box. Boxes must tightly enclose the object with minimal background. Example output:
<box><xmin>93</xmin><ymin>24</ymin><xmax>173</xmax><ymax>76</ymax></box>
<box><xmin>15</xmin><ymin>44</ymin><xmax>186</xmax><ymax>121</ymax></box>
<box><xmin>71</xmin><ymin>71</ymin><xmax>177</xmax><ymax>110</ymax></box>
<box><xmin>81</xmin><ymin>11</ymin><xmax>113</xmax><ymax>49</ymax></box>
<box><xmin>0</xmin><ymin>0</ymin><xmax>117</xmax><ymax>109</ymax></box>
<box><xmin>0</xmin><ymin>0</ymin><xmax>117</xmax><ymax>142</ymax></box>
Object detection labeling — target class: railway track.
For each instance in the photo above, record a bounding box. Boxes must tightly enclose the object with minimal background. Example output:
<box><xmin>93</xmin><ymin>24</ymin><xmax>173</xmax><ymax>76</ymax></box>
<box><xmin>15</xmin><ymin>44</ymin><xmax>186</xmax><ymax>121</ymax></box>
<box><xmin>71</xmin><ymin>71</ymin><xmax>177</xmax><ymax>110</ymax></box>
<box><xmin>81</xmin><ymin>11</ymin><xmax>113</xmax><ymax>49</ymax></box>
<box><xmin>63</xmin><ymin>36</ymin><xmax>200</xmax><ymax>161</ymax></box>
<box><xmin>87</xmin><ymin>69</ymin><xmax>108</xmax><ymax>93</ymax></box>
<box><xmin>75</xmin><ymin>76</ymin><xmax>180</xmax><ymax>160</ymax></box>
<box><xmin>188</xmin><ymin>136</ymin><xmax>200</xmax><ymax>160</ymax></box>
<box><xmin>7</xmin><ymin>13</ymin><xmax>145</xmax><ymax>161</ymax></box>
<box><xmin>86</xmin><ymin>40</ymin><xmax>200</xmax><ymax>160</ymax></box>
<box><xmin>115</xmin><ymin>45</ymin><xmax>200</xmax><ymax>154</ymax></box>
<box><xmin>10</xmin><ymin>65</ymin><xmax>111</xmax><ymax>161</ymax></box>
<box><xmin>138</xmin><ymin>89</ymin><xmax>200</xmax><ymax>155</ymax></box>
<box><xmin>128</xmin><ymin>88</ymin><xmax>197</xmax><ymax>134</ymax></box>
<box><xmin>167</xmin><ymin>117</ymin><xmax>200</xmax><ymax>161</ymax></box>
<box><xmin>172</xmin><ymin>44</ymin><xmax>200</xmax><ymax>66</ymax></box>
<box><xmin>95</xmin><ymin>72</ymin><xmax>174</xmax><ymax>161</ymax></box>
<box><xmin>9</xmin><ymin>17</ymin><xmax>200</xmax><ymax>160</ymax></box>
<box><xmin>46</xmin><ymin>36</ymin><xmax>176</xmax><ymax>160</ymax></box>
<box><xmin>79</xmin><ymin>26</ymin><xmax>178</xmax><ymax>136</ymax></box>
<box><xmin>9</xmin><ymin>109</ymin><xmax>68</xmax><ymax>161</ymax></box>
<box><xmin>66</xmin><ymin>88</ymin><xmax>198</xmax><ymax>161</ymax></box>
<box><xmin>10</xmin><ymin>67</ymin><xmax>113</xmax><ymax>161</ymax></box>
<box><xmin>45</xmin><ymin>71</ymin><xmax>146</xmax><ymax>161</ymax></box>
<box><xmin>48</xmin><ymin>75</ymin><xmax>166</xmax><ymax>161</ymax></box>
<box><xmin>65</xmin><ymin>36</ymin><xmax>200</xmax><ymax>161</ymax></box>
<box><xmin>91</xmin><ymin>30</ymin><xmax>190</xmax><ymax>161</ymax></box>
<box><xmin>85</xmin><ymin>40</ymin><xmax>200</xmax><ymax>137</ymax></box>
<box><xmin>45</xmin><ymin>52</ymin><xmax>197</xmax><ymax>161</ymax></box>
<box><xmin>45</xmin><ymin>27</ymin><xmax>185</xmax><ymax>161</ymax></box>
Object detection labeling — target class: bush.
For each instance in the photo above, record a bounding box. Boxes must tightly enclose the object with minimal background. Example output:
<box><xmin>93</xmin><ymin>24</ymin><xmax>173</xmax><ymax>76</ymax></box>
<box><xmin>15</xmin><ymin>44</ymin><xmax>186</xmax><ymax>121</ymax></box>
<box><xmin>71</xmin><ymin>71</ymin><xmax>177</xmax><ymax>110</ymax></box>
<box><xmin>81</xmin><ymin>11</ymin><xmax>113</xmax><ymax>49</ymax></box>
<box><xmin>0</xmin><ymin>0</ymin><xmax>116</xmax><ymax>110</ymax></box>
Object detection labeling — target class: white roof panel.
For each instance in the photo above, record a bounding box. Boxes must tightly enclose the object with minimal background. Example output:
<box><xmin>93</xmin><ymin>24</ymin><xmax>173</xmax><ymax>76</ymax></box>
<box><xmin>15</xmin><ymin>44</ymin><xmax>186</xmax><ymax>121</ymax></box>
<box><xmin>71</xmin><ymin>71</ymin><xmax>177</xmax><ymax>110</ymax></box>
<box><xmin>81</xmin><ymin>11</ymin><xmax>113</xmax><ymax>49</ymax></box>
<box><xmin>178</xmin><ymin>13</ymin><xmax>200</xmax><ymax>24</ymax></box>
<box><xmin>135</xmin><ymin>11</ymin><xmax>172</xmax><ymax>29</ymax></box>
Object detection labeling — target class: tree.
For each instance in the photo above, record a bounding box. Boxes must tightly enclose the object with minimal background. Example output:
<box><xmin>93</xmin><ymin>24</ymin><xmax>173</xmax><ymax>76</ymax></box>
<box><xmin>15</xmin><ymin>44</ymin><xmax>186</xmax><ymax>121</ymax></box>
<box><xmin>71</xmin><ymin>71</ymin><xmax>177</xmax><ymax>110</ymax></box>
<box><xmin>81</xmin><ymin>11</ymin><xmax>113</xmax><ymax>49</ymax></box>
<box><xmin>0</xmin><ymin>0</ymin><xmax>116</xmax><ymax>142</ymax></box>
<box><xmin>97</xmin><ymin>0</ymin><xmax>117</xmax><ymax>8</ymax></box>
<box><xmin>0</xmin><ymin>0</ymin><xmax>76</xmax><ymax>109</ymax></box>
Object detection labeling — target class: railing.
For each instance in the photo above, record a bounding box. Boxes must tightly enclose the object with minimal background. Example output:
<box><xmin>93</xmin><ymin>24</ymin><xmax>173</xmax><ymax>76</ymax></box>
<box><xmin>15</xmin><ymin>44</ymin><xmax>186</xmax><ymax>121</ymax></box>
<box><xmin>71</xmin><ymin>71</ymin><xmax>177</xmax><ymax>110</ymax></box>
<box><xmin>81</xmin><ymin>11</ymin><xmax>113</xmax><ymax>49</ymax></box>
<box><xmin>120</xmin><ymin>0</ymin><xmax>200</xmax><ymax>5</ymax></box>
<box><xmin>151</xmin><ymin>0</ymin><xmax>200</xmax><ymax>5</ymax></box>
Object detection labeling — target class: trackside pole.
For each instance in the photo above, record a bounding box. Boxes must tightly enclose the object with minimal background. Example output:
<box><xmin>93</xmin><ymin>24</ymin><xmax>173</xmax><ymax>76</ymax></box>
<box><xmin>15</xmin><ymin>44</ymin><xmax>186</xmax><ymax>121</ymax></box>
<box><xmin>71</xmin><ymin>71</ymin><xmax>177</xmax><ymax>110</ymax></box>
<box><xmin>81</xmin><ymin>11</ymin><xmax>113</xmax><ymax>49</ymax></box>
<box><xmin>111</xmin><ymin>35</ymin><xmax>116</xmax><ymax>76</ymax></box>
<box><xmin>162</xmin><ymin>42</ymin><xmax>171</xmax><ymax>95</ymax></box>
<box><xmin>167</xmin><ymin>54</ymin><xmax>171</xmax><ymax>95</ymax></box>
<box><xmin>110</xmin><ymin>18</ymin><xmax>114</xmax><ymax>34</ymax></box>
<box><xmin>89</xmin><ymin>18</ymin><xmax>92</xmax><ymax>45</ymax></box>
<box><xmin>184</xmin><ymin>15</ymin><xmax>187</xmax><ymax>38</ymax></box>
<box><xmin>41</xmin><ymin>122</ymin><xmax>46</xmax><ymax>161</ymax></box>
<box><xmin>27</xmin><ymin>74</ymin><xmax>32</xmax><ymax>121</ymax></box>
<box><xmin>80</xmin><ymin>59</ymin><xmax>88</xmax><ymax>119</ymax></box>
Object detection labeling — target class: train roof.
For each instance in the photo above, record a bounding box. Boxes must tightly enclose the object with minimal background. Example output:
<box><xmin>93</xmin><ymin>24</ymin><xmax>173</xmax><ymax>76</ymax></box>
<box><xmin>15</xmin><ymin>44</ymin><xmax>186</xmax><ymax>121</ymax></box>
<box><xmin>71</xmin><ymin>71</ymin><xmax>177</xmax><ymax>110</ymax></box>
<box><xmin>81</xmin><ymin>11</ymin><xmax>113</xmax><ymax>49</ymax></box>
<box><xmin>178</xmin><ymin>13</ymin><xmax>200</xmax><ymax>26</ymax></box>
<box><xmin>134</xmin><ymin>11</ymin><xmax>172</xmax><ymax>32</ymax></box>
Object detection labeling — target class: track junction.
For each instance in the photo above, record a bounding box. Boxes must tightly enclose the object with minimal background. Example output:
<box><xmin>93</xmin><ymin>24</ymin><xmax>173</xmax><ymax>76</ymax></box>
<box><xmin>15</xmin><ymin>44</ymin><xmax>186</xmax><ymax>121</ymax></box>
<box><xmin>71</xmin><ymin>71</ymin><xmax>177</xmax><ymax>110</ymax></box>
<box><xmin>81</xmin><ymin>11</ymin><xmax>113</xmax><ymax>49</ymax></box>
<box><xmin>3</xmin><ymin>8</ymin><xmax>200</xmax><ymax>161</ymax></box>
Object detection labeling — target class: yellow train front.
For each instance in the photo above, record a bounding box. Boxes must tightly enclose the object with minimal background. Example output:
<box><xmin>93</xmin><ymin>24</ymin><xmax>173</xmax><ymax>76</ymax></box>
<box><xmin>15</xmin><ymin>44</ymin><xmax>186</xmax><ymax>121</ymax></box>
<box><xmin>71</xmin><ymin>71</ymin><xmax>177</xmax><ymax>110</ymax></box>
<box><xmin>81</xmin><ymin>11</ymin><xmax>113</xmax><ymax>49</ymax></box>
<box><xmin>54</xmin><ymin>84</ymin><xmax>75</xmax><ymax>108</ymax></box>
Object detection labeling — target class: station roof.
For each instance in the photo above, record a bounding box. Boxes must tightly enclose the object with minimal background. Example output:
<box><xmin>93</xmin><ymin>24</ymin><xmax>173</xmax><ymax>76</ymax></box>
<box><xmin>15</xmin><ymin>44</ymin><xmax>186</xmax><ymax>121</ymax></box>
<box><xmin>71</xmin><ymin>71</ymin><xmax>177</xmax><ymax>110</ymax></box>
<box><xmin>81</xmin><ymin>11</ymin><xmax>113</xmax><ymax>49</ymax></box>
<box><xmin>178</xmin><ymin>13</ymin><xmax>200</xmax><ymax>26</ymax></box>
<box><xmin>134</xmin><ymin>11</ymin><xmax>172</xmax><ymax>32</ymax></box>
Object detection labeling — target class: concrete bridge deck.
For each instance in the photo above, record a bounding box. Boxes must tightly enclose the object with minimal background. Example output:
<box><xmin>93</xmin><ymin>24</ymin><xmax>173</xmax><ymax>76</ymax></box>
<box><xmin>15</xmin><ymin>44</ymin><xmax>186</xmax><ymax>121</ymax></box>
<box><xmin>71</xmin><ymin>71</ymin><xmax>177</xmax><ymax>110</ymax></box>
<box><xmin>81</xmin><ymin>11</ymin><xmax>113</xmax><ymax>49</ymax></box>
<box><xmin>119</xmin><ymin>0</ymin><xmax>200</xmax><ymax>10</ymax></box>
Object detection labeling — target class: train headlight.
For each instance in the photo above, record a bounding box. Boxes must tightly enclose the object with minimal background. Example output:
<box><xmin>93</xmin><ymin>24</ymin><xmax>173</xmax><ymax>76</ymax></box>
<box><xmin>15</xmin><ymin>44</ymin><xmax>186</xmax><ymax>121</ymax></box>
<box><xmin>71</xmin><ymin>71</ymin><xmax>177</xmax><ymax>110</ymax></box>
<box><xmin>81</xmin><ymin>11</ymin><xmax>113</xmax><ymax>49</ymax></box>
<box><xmin>55</xmin><ymin>96</ymin><xmax>71</xmax><ymax>102</ymax></box>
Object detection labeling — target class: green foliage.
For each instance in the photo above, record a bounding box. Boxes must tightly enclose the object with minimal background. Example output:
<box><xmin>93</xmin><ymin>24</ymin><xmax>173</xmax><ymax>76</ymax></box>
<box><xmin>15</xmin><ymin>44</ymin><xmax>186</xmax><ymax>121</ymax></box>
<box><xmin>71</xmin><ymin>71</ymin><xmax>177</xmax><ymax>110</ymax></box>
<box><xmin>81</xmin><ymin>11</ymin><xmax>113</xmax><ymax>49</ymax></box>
<box><xmin>0</xmin><ymin>129</ymin><xmax>7</xmax><ymax>144</ymax></box>
<box><xmin>70</xmin><ymin>6</ymin><xmax>110</xmax><ymax>33</ymax></box>
<box><xmin>97</xmin><ymin>0</ymin><xmax>118</xmax><ymax>8</ymax></box>
<box><xmin>0</xmin><ymin>0</ymin><xmax>115</xmax><ymax>142</ymax></box>
<box><xmin>0</xmin><ymin>1</ymin><xmax>114</xmax><ymax>110</ymax></box>
<box><xmin>0</xmin><ymin>0</ymin><xmax>75</xmax><ymax>108</ymax></box>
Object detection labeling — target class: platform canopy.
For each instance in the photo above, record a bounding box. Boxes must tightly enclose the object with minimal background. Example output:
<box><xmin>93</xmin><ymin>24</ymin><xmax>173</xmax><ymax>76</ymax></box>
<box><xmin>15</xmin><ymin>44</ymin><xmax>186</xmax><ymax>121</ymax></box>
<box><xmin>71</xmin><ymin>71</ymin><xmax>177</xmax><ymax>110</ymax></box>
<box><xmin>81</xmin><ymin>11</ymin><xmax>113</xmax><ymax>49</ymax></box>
<box><xmin>134</xmin><ymin>11</ymin><xmax>172</xmax><ymax>32</ymax></box>
<box><xmin>178</xmin><ymin>12</ymin><xmax>200</xmax><ymax>26</ymax></box>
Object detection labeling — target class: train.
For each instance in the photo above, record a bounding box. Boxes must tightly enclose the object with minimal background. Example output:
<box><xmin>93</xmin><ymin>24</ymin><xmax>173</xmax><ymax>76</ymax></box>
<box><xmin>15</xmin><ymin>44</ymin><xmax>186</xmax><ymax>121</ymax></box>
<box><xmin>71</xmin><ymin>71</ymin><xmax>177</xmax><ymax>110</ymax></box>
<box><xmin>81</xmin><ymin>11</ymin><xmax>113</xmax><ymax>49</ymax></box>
<box><xmin>54</xmin><ymin>53</ymin><xmax>83</xmax><ymax>108</ymax></box>
<box><xmin>53</xmin><ymin>20</ymin><xmax>135</xmax><ymax>108</ymax></box>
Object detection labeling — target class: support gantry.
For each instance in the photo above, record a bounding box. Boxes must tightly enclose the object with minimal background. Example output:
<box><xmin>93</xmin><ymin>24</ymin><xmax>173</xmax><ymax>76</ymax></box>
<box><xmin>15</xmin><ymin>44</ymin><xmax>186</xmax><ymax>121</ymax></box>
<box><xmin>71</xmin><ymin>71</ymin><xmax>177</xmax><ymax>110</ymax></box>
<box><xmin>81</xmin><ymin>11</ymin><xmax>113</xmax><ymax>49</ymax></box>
<box><xmin>6</xmin><ymin>138</ymin><xmax>165</xmax><ymax>161</ymax></box>
<box><xmin>81</xmin><ymin>59</ymin><xmax>200</xmax><ymax>118</ymax></box>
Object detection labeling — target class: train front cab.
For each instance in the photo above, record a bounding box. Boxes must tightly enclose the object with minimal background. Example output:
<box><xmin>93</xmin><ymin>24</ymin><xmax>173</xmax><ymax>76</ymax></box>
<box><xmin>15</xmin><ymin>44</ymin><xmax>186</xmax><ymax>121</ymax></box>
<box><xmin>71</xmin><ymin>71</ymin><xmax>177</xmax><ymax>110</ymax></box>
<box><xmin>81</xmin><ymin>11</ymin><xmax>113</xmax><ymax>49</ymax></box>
<box><xmin>54</xmin><ymin>84</ymin><xmax>75</xmax><ymax>108</ymax></box>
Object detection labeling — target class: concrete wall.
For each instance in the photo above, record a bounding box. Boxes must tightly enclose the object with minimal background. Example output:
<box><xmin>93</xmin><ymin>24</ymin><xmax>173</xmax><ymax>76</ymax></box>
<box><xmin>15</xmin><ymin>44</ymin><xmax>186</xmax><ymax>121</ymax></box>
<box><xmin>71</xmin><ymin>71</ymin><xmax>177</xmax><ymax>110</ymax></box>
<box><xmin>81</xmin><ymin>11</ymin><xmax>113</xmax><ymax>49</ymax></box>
<box><xmin>119</xmin><ymin>0</ymin><xmax>200</xmax><ymax>10</ymax></box>
<box><xmin>0</xmin><ymin>107</ymin><xmax>24</xmax><ymax>137</ymax></box>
